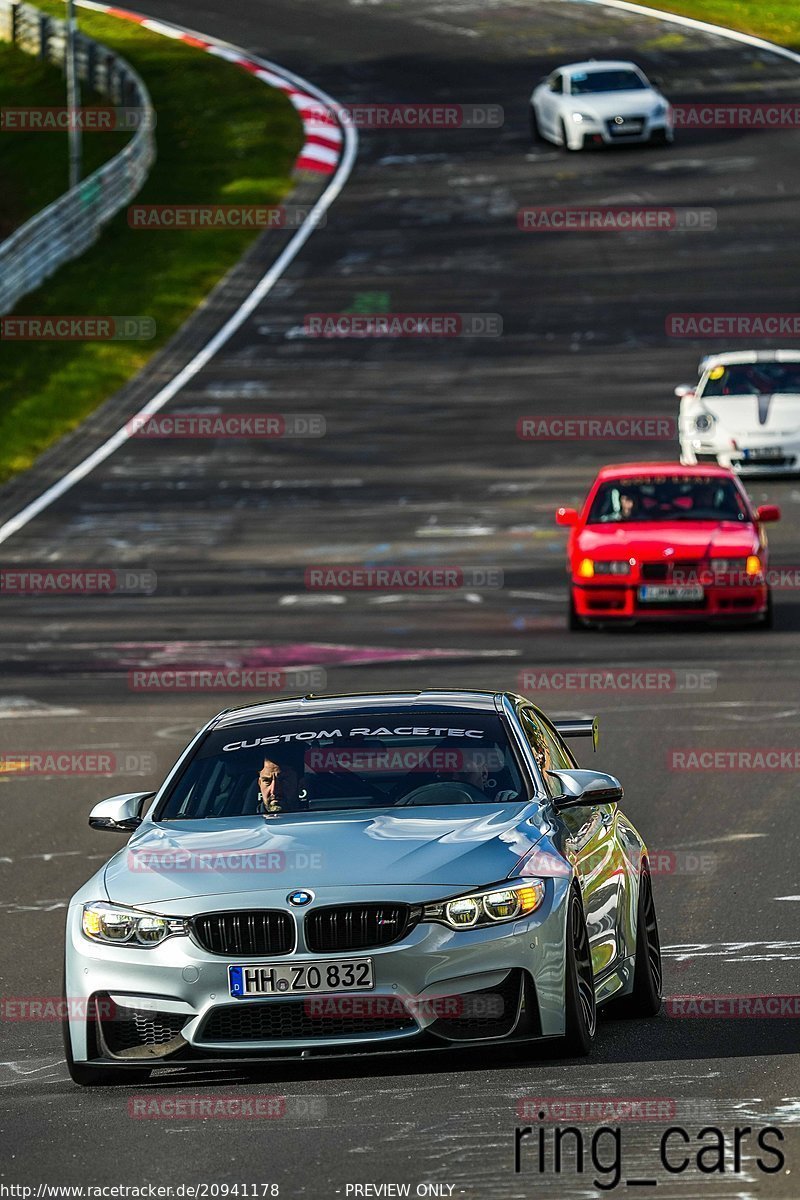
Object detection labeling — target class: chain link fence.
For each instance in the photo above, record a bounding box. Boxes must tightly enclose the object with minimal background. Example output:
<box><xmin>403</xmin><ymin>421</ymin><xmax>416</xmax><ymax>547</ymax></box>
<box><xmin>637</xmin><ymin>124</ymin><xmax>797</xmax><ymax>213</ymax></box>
<box><xmin>0</xmin><ymin>0</ymin><xmax>156</xmax><ymax>313</ymax></box>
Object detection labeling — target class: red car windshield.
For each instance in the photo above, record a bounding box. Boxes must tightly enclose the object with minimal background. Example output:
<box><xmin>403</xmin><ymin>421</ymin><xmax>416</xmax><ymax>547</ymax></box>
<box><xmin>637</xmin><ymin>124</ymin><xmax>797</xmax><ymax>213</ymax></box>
<box><xmin>586</xmin><ymin>476</ymin><xmax>750</xmax><ymax>524</ymax></box>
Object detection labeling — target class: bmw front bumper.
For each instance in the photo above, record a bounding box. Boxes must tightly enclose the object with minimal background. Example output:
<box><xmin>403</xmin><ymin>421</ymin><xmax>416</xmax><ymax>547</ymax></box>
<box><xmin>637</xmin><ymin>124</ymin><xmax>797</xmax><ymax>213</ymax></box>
<box><xmin>64</xmin><ymin>880</ymin><xmax>572</xmax><ymax>1067</ymax></box>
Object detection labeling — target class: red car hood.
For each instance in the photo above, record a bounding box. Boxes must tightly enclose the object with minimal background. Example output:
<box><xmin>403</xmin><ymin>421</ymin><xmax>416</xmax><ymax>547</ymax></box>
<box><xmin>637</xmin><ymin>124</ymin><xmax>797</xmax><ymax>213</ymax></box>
<box><xmin>578</xmin><ymin>521</ymin><xmax>758</xmax><ymax>561</ymax></box>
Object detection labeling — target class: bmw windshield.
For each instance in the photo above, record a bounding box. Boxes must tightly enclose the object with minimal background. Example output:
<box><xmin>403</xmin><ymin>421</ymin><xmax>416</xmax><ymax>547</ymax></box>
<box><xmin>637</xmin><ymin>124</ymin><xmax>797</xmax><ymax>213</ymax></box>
<box><xmin>158</xmin><ymin>711</ymin><xmax>529</xmax><ymax>818</ymax></box>
<box><xmin>587</xmin><ymin>476</ymin><xmax>750</xmax><ymax>523</ymax></box>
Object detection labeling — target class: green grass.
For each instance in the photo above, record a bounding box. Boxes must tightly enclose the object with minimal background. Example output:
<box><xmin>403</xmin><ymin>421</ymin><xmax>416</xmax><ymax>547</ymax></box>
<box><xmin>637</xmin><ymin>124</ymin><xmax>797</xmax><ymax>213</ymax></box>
<box><xmin>0</xmin><ymin>3</ymin><xmax>303</xmax><ymax>483</ymax></box>
<box><xmin>0</xmin><ymin>41</ymin><xmax>129</xmax><ymax>239</ymax></box>
<box><xmin>639</xmin><ymin>1</ymin><xmax>800</xmax><ymax>49</ymax></box>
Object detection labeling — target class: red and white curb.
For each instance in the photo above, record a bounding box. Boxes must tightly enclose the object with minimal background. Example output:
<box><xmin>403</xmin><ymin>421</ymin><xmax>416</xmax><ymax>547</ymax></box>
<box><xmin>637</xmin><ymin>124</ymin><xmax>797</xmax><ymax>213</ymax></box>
<box><xmin>0</xmin><ymin>3</ymin><xmax>357</xmax><ymax>546</ymax></box>
<box><xmin>83</xmin><ymin>1</ymin><xmax>344</xmax><ymax>174</ymax></box>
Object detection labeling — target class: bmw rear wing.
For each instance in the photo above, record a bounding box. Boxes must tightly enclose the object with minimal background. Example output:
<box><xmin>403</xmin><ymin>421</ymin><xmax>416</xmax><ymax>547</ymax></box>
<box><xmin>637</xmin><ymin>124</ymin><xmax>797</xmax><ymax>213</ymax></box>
<box><xmin>554</xmin><ymin>717</ymin><xmax>599</xmax><ymax>753</ymax></box>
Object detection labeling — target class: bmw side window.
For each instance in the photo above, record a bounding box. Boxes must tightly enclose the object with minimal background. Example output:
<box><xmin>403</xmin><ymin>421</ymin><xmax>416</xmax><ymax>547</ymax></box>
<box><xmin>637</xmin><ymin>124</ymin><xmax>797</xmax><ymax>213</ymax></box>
<box><xmin>549</xmin><ymin>74</ymin><xmax>563</xmax><ymax>94</ymax></box>
<box><xmin>520</xmin><ymin>710</ymin><xmax>564</xmax><ymax>798</ymax></box>
<box><xmin>540</xmin><ymin>717</ymin><xmax>578</xmax><ymax>771</ymax></box>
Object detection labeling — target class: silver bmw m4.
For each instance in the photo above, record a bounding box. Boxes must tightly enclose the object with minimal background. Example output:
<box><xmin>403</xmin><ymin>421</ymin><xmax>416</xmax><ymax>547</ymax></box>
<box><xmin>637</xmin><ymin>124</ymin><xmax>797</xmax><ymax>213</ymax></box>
<box><xmin>63</xmin><ymin>690</ymin><xmax>662</xmax><ymax>1084</ymax></box>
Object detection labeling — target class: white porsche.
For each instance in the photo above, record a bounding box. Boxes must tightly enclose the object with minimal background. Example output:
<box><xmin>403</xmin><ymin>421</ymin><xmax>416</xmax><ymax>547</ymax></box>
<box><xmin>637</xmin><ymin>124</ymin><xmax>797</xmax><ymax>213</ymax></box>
<box><xmin>529</xmin><ymin>60</ymin><xmax>673</xmax><ymax>150</ymax></box>
<box><xmin>678</xmin><ymin>351</ymin><xmax>800</xmax><ymax>475</ymax></box>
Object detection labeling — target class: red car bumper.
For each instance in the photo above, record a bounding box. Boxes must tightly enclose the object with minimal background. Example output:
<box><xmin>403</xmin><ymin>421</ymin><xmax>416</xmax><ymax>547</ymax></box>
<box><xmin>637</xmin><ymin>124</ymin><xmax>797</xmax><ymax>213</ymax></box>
<box><xmin>572</xmin><ymin>580</ymin><xmax>769</xmax><ymax>622</ymax></box>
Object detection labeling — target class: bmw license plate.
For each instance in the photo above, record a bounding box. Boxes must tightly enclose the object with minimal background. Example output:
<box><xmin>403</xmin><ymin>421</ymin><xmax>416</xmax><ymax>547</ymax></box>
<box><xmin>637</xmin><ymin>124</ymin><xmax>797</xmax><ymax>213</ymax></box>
<box><xmin>229</xmin><ymin>958</ymin><xmax>374</xmax><ymax>998</ymax></box>
<box><xmin>638</xmin><ymin>585</ymin><xmax>704</xmax><ymax>603</ymax></box>
<box><xmin>743</xmin><ymin>447</ymin><xmax>783</xmax><ymax>460</ymax></box>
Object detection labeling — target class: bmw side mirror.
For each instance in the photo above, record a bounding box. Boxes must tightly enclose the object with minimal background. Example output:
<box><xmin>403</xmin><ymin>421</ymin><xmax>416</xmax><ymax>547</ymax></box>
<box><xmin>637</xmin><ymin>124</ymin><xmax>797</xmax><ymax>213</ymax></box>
<box><xmin>89</xmin><ymin>792</ymin><xmax>154</xmax><ymax>832</ymax></box>
<box><xmin>546</xmin><ymin>769</ymin><xmax>623</xmax><ymax>809</ymax></box>
<box><xmin>556</xmin><ymin>506</ymin><xmax>579</xmax><ymax>527</ymax></box>
<box><xmin>756</xmin><ymin>504</ymin><xmax>781</xmax><ymax>524</ymax></box>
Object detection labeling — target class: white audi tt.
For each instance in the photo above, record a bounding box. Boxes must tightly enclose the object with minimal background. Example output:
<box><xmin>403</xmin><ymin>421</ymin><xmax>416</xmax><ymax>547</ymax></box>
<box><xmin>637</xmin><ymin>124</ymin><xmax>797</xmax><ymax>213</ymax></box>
<box><xmin>678</xmin><ymin>351</ymin><xmax>800</xmax><ymax>475</ymax></box>
<box><xmin>529</xmin><ymin>60</ymin><xmax>673</xmax><ymax>150</ymax></box>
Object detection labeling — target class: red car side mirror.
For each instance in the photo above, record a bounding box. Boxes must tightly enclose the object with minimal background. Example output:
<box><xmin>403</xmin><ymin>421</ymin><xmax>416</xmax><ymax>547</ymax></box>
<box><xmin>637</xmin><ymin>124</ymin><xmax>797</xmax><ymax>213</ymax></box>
<box><xmin>556</xmin><ymin>507</ymin><xmax>579</xmax><ymax>527</ymax></box>
<box><xmin>756</xmin><ymin>504</ymin><xmax>781</xmax><ymax>524</ymax></box>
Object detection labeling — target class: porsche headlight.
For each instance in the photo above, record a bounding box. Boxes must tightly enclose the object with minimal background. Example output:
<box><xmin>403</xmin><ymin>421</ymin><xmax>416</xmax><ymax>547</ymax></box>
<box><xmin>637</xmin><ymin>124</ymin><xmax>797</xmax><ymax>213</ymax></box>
<box><xmin>82</xmin><ymin>902</ymin><xmax>188</xmax><ymax>947</ymax></box>
<box><xmin>423</xmin><ymin>879</ymin><xmax>546</xmax><ymax>930</ymax></box>
<box><xmin>694</xmin><ymin>412</ymin><xmax>715</xmax><ymax>433</ymax></box>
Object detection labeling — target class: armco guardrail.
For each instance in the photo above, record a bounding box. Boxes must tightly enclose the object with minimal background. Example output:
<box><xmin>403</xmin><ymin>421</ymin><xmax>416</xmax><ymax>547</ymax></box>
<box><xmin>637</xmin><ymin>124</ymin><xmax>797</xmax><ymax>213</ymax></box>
<box><xmin>0</xmin><ymin>0</ymin><xmax>155</xmax><ymax>314</ymax></box>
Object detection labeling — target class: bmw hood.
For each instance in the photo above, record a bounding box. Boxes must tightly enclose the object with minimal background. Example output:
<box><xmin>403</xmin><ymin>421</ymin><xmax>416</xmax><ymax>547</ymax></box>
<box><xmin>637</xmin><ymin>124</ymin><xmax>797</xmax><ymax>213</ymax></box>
<box><xmin>579</xmin><ymin>522</ymin><xmax>758</xmax><ymax>560</ymax></box>
<box><xmin>697</xmin><ymin>393</ymin><xmax>800</xmax><ymax>437</ymax></box>
<box><xmin>104</xmin><ymin>808</ymin><xmax>545</xmax><ymax>905</ymax></box>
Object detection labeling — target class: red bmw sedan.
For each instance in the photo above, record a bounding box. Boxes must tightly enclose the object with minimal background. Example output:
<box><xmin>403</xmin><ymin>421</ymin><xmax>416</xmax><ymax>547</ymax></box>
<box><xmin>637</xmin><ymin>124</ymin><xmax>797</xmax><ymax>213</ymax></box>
<box><xmin>556</xmin><ymin>463</ymin><xmax>780</xmax><ymax>629</ymax></box>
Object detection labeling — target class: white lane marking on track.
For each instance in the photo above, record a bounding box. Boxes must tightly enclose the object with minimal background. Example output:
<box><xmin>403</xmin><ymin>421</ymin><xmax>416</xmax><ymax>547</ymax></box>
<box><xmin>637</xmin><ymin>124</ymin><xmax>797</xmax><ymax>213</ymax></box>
<box><xmin>775</xmin><ymin>896</ymin><xmax>800</xmax><ymax>900</ymax></box>
<box><xmin>0</xmin><ymin>1060</ymin><xmax>63</xmax><ymax>1084</ymax></box>
<box><xmin>663</xmin><ymin>940</ymin><xmax>800</xmax><ymax>962</ymax></box>
<box><xmin>0</xmin><ymin>697</ymin><xmax>83</xmax><ymax>719</ymax></box>
<box><xmin>0</xmin><ymin>19</ymin><xmax>357</xmax><ymax>547</ymax></box>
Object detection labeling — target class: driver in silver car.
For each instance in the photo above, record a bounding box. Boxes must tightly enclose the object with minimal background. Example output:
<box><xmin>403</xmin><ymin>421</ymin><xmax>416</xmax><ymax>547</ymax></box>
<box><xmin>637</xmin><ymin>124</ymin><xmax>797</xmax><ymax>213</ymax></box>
<box><xmin>257</xmin><ymin>755</ymin><xmax>304</xmax><ymax>816</ymax></box>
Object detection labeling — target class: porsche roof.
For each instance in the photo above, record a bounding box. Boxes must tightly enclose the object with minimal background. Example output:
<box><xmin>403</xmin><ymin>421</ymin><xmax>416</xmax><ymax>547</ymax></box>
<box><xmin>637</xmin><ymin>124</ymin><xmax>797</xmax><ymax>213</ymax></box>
<box><xmin>700</xmin><ymin>350</ymin><xmax>800</xmax><ymax>371</ymax></box>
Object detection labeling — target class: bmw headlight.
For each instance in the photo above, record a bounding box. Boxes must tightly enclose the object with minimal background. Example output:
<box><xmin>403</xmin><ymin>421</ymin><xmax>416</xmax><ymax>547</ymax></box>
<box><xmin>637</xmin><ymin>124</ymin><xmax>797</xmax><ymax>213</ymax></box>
<box><xmin>422</xmin><ymin>879</ymin><xmax>545</xmax><ymax>930</ymax></box>
<box><xmin>82</xmin><ymin>902</ymin><xmax>188</xmax><ymax>947</ymax></box>
<box><xmin>694</xmin><ymin>412</ymin><xmax>715</xmax><ymax>433</ymax></box>
<box><xmin>571</xmin><ymin>111</ymin><xmax>592</xmax><ymax>123</ymax></box>
<box><xmin>710</xmin><ymin>556</ymin><xmax>762</xmax><ymax>578</ymax></box>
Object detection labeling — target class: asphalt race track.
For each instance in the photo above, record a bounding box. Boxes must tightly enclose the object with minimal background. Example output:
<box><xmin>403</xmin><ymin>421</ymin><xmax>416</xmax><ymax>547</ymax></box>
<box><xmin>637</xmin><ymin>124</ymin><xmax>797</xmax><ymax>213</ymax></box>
<box><xmin>1</xmin><ymin>0</ymin><xmax>799</xmax><ymax>1194</ymax></box>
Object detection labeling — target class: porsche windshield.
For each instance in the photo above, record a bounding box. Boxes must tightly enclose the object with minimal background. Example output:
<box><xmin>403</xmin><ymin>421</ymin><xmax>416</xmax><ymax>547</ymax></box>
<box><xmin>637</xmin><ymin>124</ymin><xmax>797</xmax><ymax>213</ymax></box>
<box><xmin>702</xmin><ymin>362</ymin><xmax>800</xmax><ymax>396</ymax></box>
<box><xmin>571</xmin><ymin>69</ymin><xmax>647</xmax><ymax>94</ymax></box>
<box><xmin>587</xmin><ymin>476</ymin><xmax>750</xmax><ymax>524</ymax></box>
<box><xmin>158</xmin><ymin>711</ymin><xmax>528</xmax><ymax>818</ymax></box>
